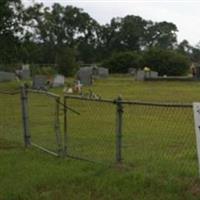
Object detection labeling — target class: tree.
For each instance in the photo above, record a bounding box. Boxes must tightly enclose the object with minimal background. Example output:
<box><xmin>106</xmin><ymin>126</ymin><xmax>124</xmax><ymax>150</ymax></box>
<box><xmin>56</xmin><ymin>47</ymin><xmax>78</xmax><ymax>76</ymax></box>
<box><xmin>99</xmin><ymin>15</ymin><xmax>147</xmax><ymax>55</ymax></box>
<box><xmin>143</xmin><ymin>48</ymin><xmax>190</xmax><ymax>76</ymax></box>
<box><xmin>144</xmin><ymin>21</ymin><xmax>178</xmax><ymax>50</ymax></box>
<box><xmin>23</xmin><ymin>3</ymin><xmax>100</xmax><ymax>64</ymax></box>
<box><xmin>0</xmin><ymin>0</ymin><xmax>23</xmax><ymax>64</ymax></box>
<box><xmin>102</xmin><ymin>51</ymin><xmax>142</xmax><ymax>73</ymax></box>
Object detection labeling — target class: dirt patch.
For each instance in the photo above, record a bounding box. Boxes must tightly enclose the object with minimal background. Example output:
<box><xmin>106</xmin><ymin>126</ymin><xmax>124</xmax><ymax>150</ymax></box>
<box><xmin>188</xmin><ymin>179</ymin><xmax>200</xmax><ymax>197</ymax></box>
<box><xmin>0</xmin><ymin>139</ymin><xmax>20</xmax><ymax>150</ymax></box>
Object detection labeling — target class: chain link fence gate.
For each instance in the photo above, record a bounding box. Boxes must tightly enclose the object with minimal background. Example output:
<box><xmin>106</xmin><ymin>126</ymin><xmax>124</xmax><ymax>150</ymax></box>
<box><xmin>25</xmin><ymin>88</ymin><xmax>62</xmax><ymax>156</ymax></box>
<box><xmin>64</xmin><ymin>95</ymin><xmax>199</xmax><ymax>178</ymax></box>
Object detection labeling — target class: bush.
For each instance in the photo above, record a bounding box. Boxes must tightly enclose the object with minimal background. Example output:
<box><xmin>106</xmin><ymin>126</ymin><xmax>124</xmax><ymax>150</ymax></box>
<box><xmin>56</xmin><ymin>47</ymin><xmax>78</xmax><ymax>76</ymax></box>
<box><xmin>143</xmin><ymin>48</ymin><xmax>190</xmax><ymax>76</ymax></box>
<box><xmin>102</xmin><ymin>51</ymin><xmax>142</xmax><ymax>73</ymax></box>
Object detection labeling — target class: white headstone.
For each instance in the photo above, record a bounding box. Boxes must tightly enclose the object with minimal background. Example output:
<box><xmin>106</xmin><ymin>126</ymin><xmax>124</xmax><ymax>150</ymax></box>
<box><xmin>53</xmin><ymin>75</ymin><xmax>65</xmax><ymax>87</ymax></box>
<box><xmin>22</xmin><ymin>64</ymin><xmax>30</xmax><ymax>70</ymax></box>
<box><xmin>98</xmin><ymin>67</ymin><xmax>109</xmax><ymax>78</ymax></box>
<box><xmin>150</xmin><ymin>71</ymin><xmax>158</xmax><ymax>78</ymax></box>
<box><xmin>135</xmin><ymin>70</ymin><xmax>145</xmax><ymax>80</ymax></box>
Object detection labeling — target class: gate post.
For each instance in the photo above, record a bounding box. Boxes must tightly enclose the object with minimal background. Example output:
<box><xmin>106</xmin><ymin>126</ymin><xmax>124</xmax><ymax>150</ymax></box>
<box><xmin>63</xmin><ymin>96</ymin><xmax>68</xmax><ymax>156</ymax></box>
<box><xmin>20</xmin><ymin>85</ymin><xmax>31</xmax><ymax>147</ymax></box>
<box><xmin>115</xmin><ymin>96</ymin><xmax>123</xmax><ymax>163</ymax></box>
<box><xmin>55</xmin><ymin>97</ymin><xmax>63</xmax><ymax>156</ymax></box>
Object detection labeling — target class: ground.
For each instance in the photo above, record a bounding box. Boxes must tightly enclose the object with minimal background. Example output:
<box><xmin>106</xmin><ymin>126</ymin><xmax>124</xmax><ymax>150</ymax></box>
<box><xmin>1</xmin><ymin>76</ymin><xmax>200</xmax><ymax>200</ymax></box>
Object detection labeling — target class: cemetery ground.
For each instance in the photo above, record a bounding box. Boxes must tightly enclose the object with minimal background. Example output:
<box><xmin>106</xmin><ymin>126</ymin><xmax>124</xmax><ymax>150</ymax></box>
<box><xmin>1</xmin><ymin>76</ymin><xmax>200</xmax><ymax>200</ymax></box>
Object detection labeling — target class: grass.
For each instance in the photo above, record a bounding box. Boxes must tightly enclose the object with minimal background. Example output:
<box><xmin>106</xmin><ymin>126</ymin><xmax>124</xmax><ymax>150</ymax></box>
<box><xmin>1</xmin><ymin>76</ymin><xmax>200</xmax><ymax>200</ymax></box>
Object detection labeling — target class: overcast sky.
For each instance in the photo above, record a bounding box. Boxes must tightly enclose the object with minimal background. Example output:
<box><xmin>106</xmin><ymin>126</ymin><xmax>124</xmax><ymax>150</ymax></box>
<box><xmin>22</xmin><ymin>0</ymin><xmax>200</xmax><ymax>46</ymax></box>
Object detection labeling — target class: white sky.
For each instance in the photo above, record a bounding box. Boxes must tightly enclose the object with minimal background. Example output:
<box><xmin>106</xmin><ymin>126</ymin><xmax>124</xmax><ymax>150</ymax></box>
<box><xmin>22</xmin><ymin>0</ymin><xmax>200</xmax><ymax>46</ymax></box>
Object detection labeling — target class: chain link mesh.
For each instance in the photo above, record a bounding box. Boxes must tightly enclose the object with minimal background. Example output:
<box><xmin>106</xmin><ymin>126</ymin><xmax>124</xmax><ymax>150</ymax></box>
<box><xmin>64</xmin><ymin>96</ymin><xmax>198</xmax><ymax>181</ymax></box>
<box><xmin>65</xmin><ymin>97</ymin><xmax>116</xmax><ymax>163</ymax></box>
<box><xmin>123</xmin><ymin>103</ymin><xmax>198</xmax><ymax>177</ymax></box>
<box><xmin>28</xmin><ymin>91</ymin><xmax>61</xmax><ymax>155</ymax></box>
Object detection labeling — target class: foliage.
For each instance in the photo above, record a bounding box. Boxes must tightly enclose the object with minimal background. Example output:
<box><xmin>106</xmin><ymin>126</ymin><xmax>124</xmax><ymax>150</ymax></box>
<box><xmin>102</xmin><ymin>52</ymin><xmax>142</xmax><ymax>73</ymax></box>
<box><xmin>0</xmin><ymin>1</ymin><xmax>199</xmax><ymax>75</ymax></box>
<box><xmin>143</xmin><ymin>48</ymin><xmax>190</xmax><ymax>76</ymax></box>
<box><xmin>56</xmin><ymin>47</ymin><xmax>78</xmax><ymax>76</ymax></box>
<box><xmin>31</xmin><ymin>66</ymin><xmax>56</xmax><ymax>76</ymax></box>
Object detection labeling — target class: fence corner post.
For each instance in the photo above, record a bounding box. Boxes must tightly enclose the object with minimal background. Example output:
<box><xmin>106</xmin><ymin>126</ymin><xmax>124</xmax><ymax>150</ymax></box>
<box><xmin>115</xmin><ymin>95</ymin><xmax>123</xmax><ymax>164</ymax></box>
<box><xmin>20</xmin><ymin>84</ymin><xmax>31</xmax><ymax>147</ymax></box>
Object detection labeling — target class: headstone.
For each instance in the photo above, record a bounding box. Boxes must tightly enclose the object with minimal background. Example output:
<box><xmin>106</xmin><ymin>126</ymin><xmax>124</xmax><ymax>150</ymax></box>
<box><xmin>150</xmin><ymin>71</ymin><xmax>158</xmax><ymax>78</ymax></box>
<box><xmin>15</xmin><ymin>64</ymin><xmax>31</xmax><ymax>80</ymax></box>
<box><xmin>135</xmin><ymin>70</ymin><xmax>145</xmax><ymax>81</ymax></box>
<box><xmin>135</xmin><ymin>70</ymin><xmax>158</xmax><ymax>80</ymax></box>
<box><xmin>21</xmin><ymin>69</ymin><xmax>30</xmax><ymax>80</ymax></box>
<box><xmin>0</xmin><ymin>71</ymin><xmax>16</xmax><ymax>82</ymax></box>
<box><xmin>22</xmin><ymin>64</ymin><xmax>30</xmax><ymax>70</ymax></box>
<box><xmin>52</xmin><ymin>74</ymin><xmax>65</xmax><ymax>87</ymax></box>
<box><xmin>32</xmin><ymin>75</ymin><xmax>48</xmax><ymax>90</ymax></box>
<box><xmin>97</xmin><ymin>67</ymin><xmax>109</xmax><ymax>78</ymax></box>
<box><xmin>76</xmin><ymin>67</ymin><xmax>93</xmax><ymax>86</ymax></box>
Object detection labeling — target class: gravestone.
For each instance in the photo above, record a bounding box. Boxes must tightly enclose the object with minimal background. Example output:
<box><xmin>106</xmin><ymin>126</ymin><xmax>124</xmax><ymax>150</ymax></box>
<box><xmin>16</xmin><ymin>64</ymin><xmax>31</xmax><ymax>80</ymax></box>
<box><xmin>135</xmin><ymin>70</ymin><xmax>145</xmax><ymax>80</ymax></box>
<box><xmin>150</xmin><ymin>71</ymin><xmax>158</xmax><ymax>78</ymax></box>
<box><xmin>76</xmin><ymin>67</ymin><xmax>93</xmax><ymax>86</ymax></box>
<box><xmin>21</xmin><ymin>64</ymin><xmax>30</xmax><ymax>79</ymax></box>
<box><xmin>52</xmin><ymin>74</ymin><xmax>65</xmax><ymax>87</ymax></box>
<box><xmin>21</xmin><ymin>69</ymin><xmax>30</xmax><ymax>80</ymax></box>
<box><xmin>98</xmin><ymin>67</ymin><xmax>109</xmax><ymax>78</ymax></box>
<box><xmin>135</xmin><ymin>70</ymin><xmax>158</xmax><ymax>80</ymax></box>
<box><xmin>32</xmin><ymin>75</ymin><xmax>48</xmax><ymax>90</ymax></box>
<box><xmin>0</xmin><ymin>71</ymin><xmax>16</xmax><ymax>82</ymax></box>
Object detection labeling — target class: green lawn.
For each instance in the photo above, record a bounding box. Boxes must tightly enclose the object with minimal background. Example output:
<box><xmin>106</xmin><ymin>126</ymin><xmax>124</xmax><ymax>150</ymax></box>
<box><xmin>1</xmin><ymin>76</ymin><xmax>200</xmax><ymax>200</ymax></box>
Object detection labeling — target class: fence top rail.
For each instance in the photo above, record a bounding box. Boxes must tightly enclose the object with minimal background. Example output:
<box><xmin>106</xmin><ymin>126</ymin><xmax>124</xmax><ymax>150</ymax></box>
<box><xmin>27</xmin><ymin>89</ymin><xmax>60</xmax><ymax>99</ymax></box>
<box><xmin>121</xmin><ymin>100</ymin><xmax>193</xmax><ymax>108</ymax></box>
<box><xmin>64</xmin><ymin>95</ymin><xmax>114</xmax><ymax>104</ymax></box>
<box><xmin>64</xmin><ymin>94</ymin><xmax>193</xmax><ymax>108</ymax></box>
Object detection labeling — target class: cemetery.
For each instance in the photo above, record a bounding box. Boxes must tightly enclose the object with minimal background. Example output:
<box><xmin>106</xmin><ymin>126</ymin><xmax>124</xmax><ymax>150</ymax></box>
<box><xmin>2</xmin><ymin>1</ymin><xmax>200</xmax><ymax>199</ymax></box>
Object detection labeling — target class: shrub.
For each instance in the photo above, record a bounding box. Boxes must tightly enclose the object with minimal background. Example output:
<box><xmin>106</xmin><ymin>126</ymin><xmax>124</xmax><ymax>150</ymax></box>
<box><xmin>102</xmin><ymin>51</ymin><xmax>142</xmax><ymax>73</ymax></box>
<box><xmin>143</xmin><ymin>48</ymin><xmax>190</xmax><ymax>76</ymax></box>
<box><xmin>56</xmin><ymin>47</ymin><xmax>78</xmax><ymax>76</ymax></box>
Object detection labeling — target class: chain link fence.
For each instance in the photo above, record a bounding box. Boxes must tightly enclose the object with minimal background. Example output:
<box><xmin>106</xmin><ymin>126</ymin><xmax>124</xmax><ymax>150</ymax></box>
<box><xmin>64</xmin><ymin>95</ymin><xmax>198</xmax><ymax>177</ymax></box>
<box><xmin>0</xmin><ymin>86</ymin><xmax>199</xmax><ymax>179</ymax></box>
<box><xmin>122</xmin><ymin>101</ymin><xmax>198</xmax><ymax>177</ymax></box>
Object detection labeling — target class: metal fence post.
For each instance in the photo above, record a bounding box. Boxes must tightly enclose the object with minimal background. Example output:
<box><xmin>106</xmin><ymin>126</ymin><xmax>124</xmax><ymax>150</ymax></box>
<box><xmin>63</xmin><ymin>96</ymin><xmax>68</xmax><ymax>156</ymax></box>
<box><xmin>20</xmin><ymin>85</ymin><xmax>31</xmax><ymax>147</ymax></box>
<box><xmin>115</xmin><ymin>96</ymin><xmax>123</xmax><ymax>163</ymax></box>
<box><xmin>55</xmin><ymin>97</ymin><xmax>63</xmax><ymax>157</ymax></box>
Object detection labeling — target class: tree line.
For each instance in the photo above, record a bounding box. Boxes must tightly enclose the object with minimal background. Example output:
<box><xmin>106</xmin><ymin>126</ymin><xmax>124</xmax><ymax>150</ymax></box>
<box><xmin>1</xmin><ymin>0</ymin><xmax>200</xmax><ymax>76</ymax></box>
